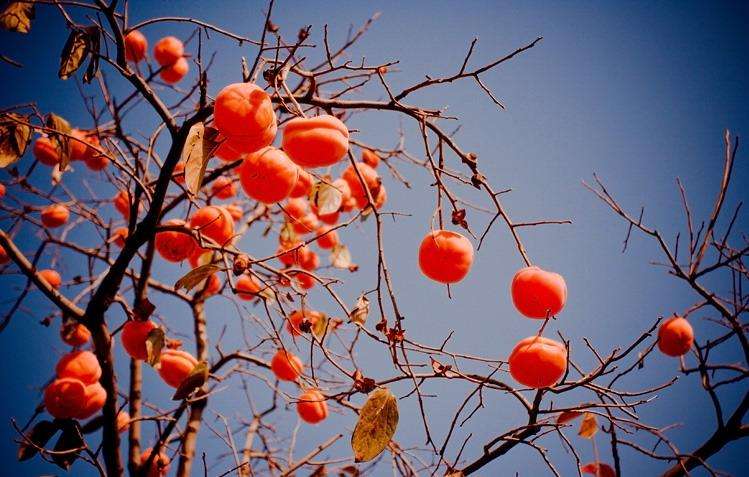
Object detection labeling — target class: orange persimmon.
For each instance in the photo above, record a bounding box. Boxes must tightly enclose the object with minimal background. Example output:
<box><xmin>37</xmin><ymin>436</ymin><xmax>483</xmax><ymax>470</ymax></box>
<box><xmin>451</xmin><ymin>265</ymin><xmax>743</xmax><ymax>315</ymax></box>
<box><xmin>33</xmin><ymin>137</ymin><xmax>60</xmax><ymax>166</ymax></box>
<box><xmin>210</xmin><ymin>176</ymin><xmax>237</xmax><ymax>200</ymax></box>
<box><xmin>56</xmin><ymin>350</ymin><xmax>102</xmax><ymax>385</ymax></box>
<box><xmin>511</xmin><ymin>266</ymin><xmax>567</xmax><ymax>319</ymax></box>
<box><xmin>153</xmin><ymin>36</ymin><xmax>183</xmax><ymax>66</ymax></box>
<box><xmin>38</xmin><ymin>268</ymin><xmax>62</xmax><ymax>289</ymax></box>
<box><xmin>271</xmin><ymin>349</ymin><xmax>303</xmax><ymax>381</ymax></box>
<box><xmin>315</xmin><ymin>226</ymin><xmax>338</xmax><ymax>250</ymax></box>
<box><xmin>155</xmin><ymin>219</ymin><xmax>195</xmax><ymax>262</ymax></box>
<box><xmin>60</xmin><ymin>321</ymin><xmax>91</xmax><ymax>347</ymax></box>
<box><xmin>290</xmin><ymin>168</ymin><xmax>313</xmax><ymax>198</ymax></box>
<box><xmin>44</xmin><ymin>377</ymin><xmax>87</xmax><ymax>419</ymax></box>
<box><xmin>239</xmin><ymin>147</ymin><xmax>299</xmax><ymax>204</ymax></box>
<box><xmin>418</xmin><ymin>230</ymin><xmax>474</xmax><ymax>284</ymax></box>
<box><xmin>296</xmin><ymin>389</ymin><xmax>328</xmax><ymax>424</ymax></box>
<box><xmin>361</xmin><ymin>148</ymin><xmax>380</xmax><ymax>168</ymax></box>
<box><xmin>509</xmin><ymin>336</ymin><xmax>567</xmax><ymax>388</ymax></box>
<box><xmin>121</xmin><ymin>319</ymin><xmax>158</xmax><ymax>360</ymax></box>
<box><xmin>124</xmin><ymin>30</ymin><xmax>147</xmax><ymax>62</ymax></box>
<box><xmin>140</xmin><ymin>447</ymin><xmax>171</xmax><ymax>477</ymax></box>
<box><xmin>658</xmin><ymin>316</ymin><xmax>694</xmax><ymax>357</ymax></box>
<box><xmin>282</xmin><ymin>115</ymin><xmax>349</xmax><ymax>168</ymax></box>
<box><xmin>235</xmin><ymin>274</ymin><xmax>262</xmax><ymax>300</ymax></box>
<box><xmin>342</xmin><ymin>162</ymin><xmax>380</xmax><ymax>208</ymax></box>
<box><xmin>286</xmin><ymin>309</ymin><xmax>322</xmax><ymax>336</ymax></box>
<box><xmin>158</xmin><ymin>349</ymin><xmax>198</xmax><ymax>388</ymax></box>
<box><xmin>214</xmin><ymin>82</ymin><xmax>276</xmax><ymax>153</ymax></box>
<box><xmin>160</xmin><ymin>57</ymin><xmax>189</xmax><ymax>84</ymax></box>
<box><xmin>189</xmin><ymin>205</ymin><xmax>234</xmax><ymax>246</ymax></box>
<box><xmin>41</xmin><ymin>204</ymin><xmax>70</xmax><ymax>228</ymax></box>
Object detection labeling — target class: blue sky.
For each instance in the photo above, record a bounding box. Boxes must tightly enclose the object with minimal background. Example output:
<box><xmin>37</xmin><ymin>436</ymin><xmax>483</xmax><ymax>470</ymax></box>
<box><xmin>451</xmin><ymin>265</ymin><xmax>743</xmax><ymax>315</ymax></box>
<box><xmin>1</xmin><ymin>1</ymin><xmax>748</xmax><ymax>475</ymax></box>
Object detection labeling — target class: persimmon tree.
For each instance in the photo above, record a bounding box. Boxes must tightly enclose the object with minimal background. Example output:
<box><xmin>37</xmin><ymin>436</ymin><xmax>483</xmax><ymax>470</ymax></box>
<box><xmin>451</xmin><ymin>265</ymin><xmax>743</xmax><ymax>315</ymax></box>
<box><xmin>0</xmin><ymin>1</ymin><xmax>746</xmax><ymax>477</ymax></box>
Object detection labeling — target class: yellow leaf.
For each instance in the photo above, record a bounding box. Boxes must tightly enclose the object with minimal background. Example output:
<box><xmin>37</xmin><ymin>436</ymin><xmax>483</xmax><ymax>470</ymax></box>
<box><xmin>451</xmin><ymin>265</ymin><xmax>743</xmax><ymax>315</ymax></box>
<box><xmin>578</xmin><ymin>412</ymin><xmax>598</xmax><ymax>439</ymax></box>
<box><xmin>311</xmin><ymin>180</ymin><xmax>343</xmax><ymax>216</ymax></box>
<box><xmin>0</xmin><ymin>2</ymin><xmax>34</xmax><ymax>34</ymax></box>
<box><xmin>0</xmin><ymin>113</ymin><xmax>30</xmax><ymax>168</ymax></box>
<box><xmin>311</xmin><ymin>312</ymin><xmax>329</xmax><ymax>338</ymax></box>
<box><xmin>46</xmin><ymin>113</ymin><xmax>72</xmax><ymax>170</ymax></box>
<box><xmin>172</xmin><ymin>361</ymin><xmax>209</xmax><ymax>400</ymax></box>
<box><xmin>349</xmin><ymin>295</ymin><xmax>370</xmax><ymax>326</ymax></box>
<box><xmin>58</xmin><ymin>29</ymin><xmax>90</xmax><ymax>80</ymax></box>
<box><xmin>182</xmin><ymin>123</ymin><xmax>220</xmax><ymax>196</ymax></box>
<box><xmin>174</xmin><ymin>264</ymin><xmax>221</xmax><ymax>292</ymax></box>
<box><xmin>351</xmin><ymin>387</ymin><xmax>399</xmax><ymax>462</ymax></box>
<box><xmin>330</xmin><ymin>244</ymin><xmax>352</xmax><ymax>269</ymax></box>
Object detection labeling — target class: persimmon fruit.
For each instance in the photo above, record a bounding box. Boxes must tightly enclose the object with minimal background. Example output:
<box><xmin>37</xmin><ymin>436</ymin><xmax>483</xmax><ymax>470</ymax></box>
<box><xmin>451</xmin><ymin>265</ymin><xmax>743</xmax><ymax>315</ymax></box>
<box><xmin>41</xmin><ymin>204</ymin><xmax>70</xmax><ymax>228</ymax></box>
<box><xmin>271</xmin><ymin>349</ymin><xmax>303</xmax><ymax>381</ymax></box>
<box><xmin>56</xmin><ymin>350</ymin><xmax>102</xmax><ymax>385</ymax></box>
<box><xmin>155</xmin><ymin>219</ymin><xmax>195</xmax><ymax>262</ymax></box>
<box><xmin>511</xmin><ymin>266</ymin><xmax>567</xmax><ymax>319</ymax></box>
<box><xmin>418</xmin><ymin>230</ymin><xmax>474</xmax><ymax>284</ymax></box>
<box><xmin>33</xmin><ymin>137</ymin><xmax>60</xmax><ymax>166</ymax></box>
<box><xmin>509</xmin><ymin>336</ymin><xmax>567</xmax><ymax>388</ymax></box>
<box><xmin>235</xmin><ymin>274</ymin><xmax>262</xmax><ymax>300</ymax></box>
<box><xmin>61</xmin><ymin>321</ymin><xmax>91</xmax><ymax>347</ymax></box>
<box><xmin>658</xmin><ymin>316</ymin><xmax>694</xmax><ymax>357</ymax></box>
<box><xmin>286</xmin><ymin>309</ymin><xmax>322</xmax><ymax>336</ymax></box>
<box><xmin>239</xmin><ymin>147</ymin><xmax>299</xmax><ymax>204</ymax></box>
<box><xmin>38</xmin><ymin>268</ymin><xmax>62</xmax><ymax>289</ymax></box>
<box><xmin>282</xmin><ymin>115</ymin><xmax>349</xmax><ymax>168</ymax></box>
<box><xmin>361</xmin><ymin>149</ymin><xmax>380</xmax><ymax>168</ymax></box>
<box><xmin>189</xmin><ymin>205</ymin><xmax>234</xmax><ymax>246</ymax></box>
<box><xmin>158</xmin><ymin>349</ymin><xmax>198</xmax><ymax>388</ymax></box>
<box><xmin>214</xmin><ymin>82</ymin><xmax>276</xmax><ymax>153</ymax></box>
<box><xmin>124</xmin><ymin>30</ymin><xmax>147</xmax><ymax>62</ymax></box>
<box><xmin>153</xmin><ymin>36</ymin><xmax>183</xmax><ymax>66</ymax></box>
<box><xmin>315</xmin><ymin>226</ymin><xmax>339</xmax><ymax>249</ymax></box>
<box><xmin>210</xmin><ymin>176</ymin><xmax>237</xmax><ymax>200</ymax></box>
<box><xmin>160</xmin><ymin>57</ymin><xmax>189</xmax><ymax>84</ymax></box>
<box><xmin>296</xmin><ymin>389</ymin><xmax>328</xmax><ymax>424</ymax></box>
<box><xmin>121</xmin><ymin>319</ymin><xmax>158</xmax><ymax>360</ymax></box>
<box><xmin>140</xmin><ymin>447</ymin><xmax>171</xmax><ymax>477</ymax></box>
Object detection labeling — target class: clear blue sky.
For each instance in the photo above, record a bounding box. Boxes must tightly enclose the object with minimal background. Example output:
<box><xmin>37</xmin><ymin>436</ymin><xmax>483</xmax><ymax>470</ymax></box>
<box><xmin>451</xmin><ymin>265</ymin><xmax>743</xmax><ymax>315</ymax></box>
<box><xmin>1</xmin><ymin>1</ymin><xmax>747</xmax><ymax>475</ymax></box>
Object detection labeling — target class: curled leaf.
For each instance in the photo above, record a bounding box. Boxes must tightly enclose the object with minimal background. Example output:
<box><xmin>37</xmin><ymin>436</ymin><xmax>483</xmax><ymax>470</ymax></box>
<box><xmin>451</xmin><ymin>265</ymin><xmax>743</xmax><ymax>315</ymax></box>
<box><xmin>46</xmin><ymin>113</ymin><xmax>72</xmax><ymax>170</ymax></box>
<box><xmin>351</xmin><ymin>387</ymin><xmax>399</xmax><ymax>463</ymax></box>
<box><xmin>145</xmin><ymin>328</ymin><xmax>165</xmax><ymax>367</ymax></box>
<box><xmin>349</xmin><ymin>295</ymin><xmax>370</xmax><ymax>326</ymax></box>
<box><xmin>0</xmin><ymin>2</ymin><xmax>34</xmax><ymax>34</ymax></box>
<box><xmin>174</xmin><ymin>264</ymin><xmax>221</xmax><ymax>292</ymax></box>
<box><xmin>172</xmin><ymin>361</ymin><xmax>209</xmax><ymax>400</ymax></box>
<box><xmin>311</xmin><ymin>312</ymin><xmax>329</xmax><ymax>338</ymax></box>
<box><xmin>59</xmin><ymin>28</ymin><xmax>91</xmax><ymax>80</ymax></box>
<box><xmin>0</xmin><ymin>113</ymin><xmax>31</xmax><ymax>168</ymax></box>
<box><xmin>578</xmin><ymin>412</ymin><xmax>598</xmax><ymax>439</ymax></box>
<box><xmin>311</xmin><ymin>180</ymin><xmax>343</xmax><ymax>216</ymax></box>
<box><xmin>17</xmin><ymin>420</ymin><xmax>58</xmax><ymax>461</ymax></box>
<box><xmin>182</xmin><ymin>123</ymin><xmax>220</xmax><ymax>196</ymax></box>
<box><xmin>330</xmin><ymin>244</ymin><xmax>352</xmax><ymax>269</ymax></box>
<box><xmin>51</xmin><ymin>421</ymin><xmax>83</xmax><ymax>470</ymax></box>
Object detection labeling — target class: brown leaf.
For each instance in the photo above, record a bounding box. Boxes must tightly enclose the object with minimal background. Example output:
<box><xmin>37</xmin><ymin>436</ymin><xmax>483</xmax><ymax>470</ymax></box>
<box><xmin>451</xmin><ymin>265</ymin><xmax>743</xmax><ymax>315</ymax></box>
<box><xmin>172</xmin><ymin>360</ymin><xmax>209</xmax><ymax>400</ymax></box>
<box><xmin>59</xmin><ymin>28</ymin><xmax>91</xmax><ymax>80</ymax></box>
<box><xmin>183</xmin><ymin>123</ymin><xmax>220</xmax><ymax>196</ymax></box>
<box><xmin>556</xmin><ymin>410</ymin><xmax>582</xmax><ymax>425</ymax></box>
<box><xmin>134</xmin><ymin>297</ymin><xmax>156</xmax><ymax>321</ymax></box>
<box><xmin>18</xmin><ymin>420</ymin><xmax>58</xmax><ymax>461</ymax></box>
<box><xmin>351</xmin><ymin>387</ymin><xmax>399</xmax><ymax>463</ymax></box>
<box><xmin>0</xmin><ymin>113</ymin><xmax>30</xmax><ymax>168</ymax></box>
<box><xmin>578</xmin><ymin>412</ymin><xmax>598</xmax><ymax>439</ymax></box>
<box><xmin>349</xmin><ymin>294</ymin><xmax>370</xmax><ymax>326</ymax></box>
<box><xmin>82</xmin><ymin>26</ymin><xmax>100</xmax><ymax>84</ymax></box>
<box><xmin>580</xmin><ymin>462</ymin><xmax>615</xmax><ymax>477</ymax></box>
<box><xmin>145</xmin><ymin>328</ymin><xmax>165</xmax><ymax>367</ymax></box>
<box><xmin>46</xmin><ymin>113</ymin><xmax>72</xmax><ymax>170</ymax></box>
<box><xmin>174</xmin><ymin>264</ymin><xmax>221</xmax><ymax>292</ymax></box>
<box><xmin>310</xmin><ymin>180</ymin><xmax>343</xmax><ymax>216</ymax></box>
<box><xmin>51</xmin><ymin>420</ymin><xmax>83</xmax><ymax>470</ymax></box>
<box><xmin>0</xmin><ymin>2</ymin><xmax>34</xmax><ymax>34</ymax></box>
<box><xmin>311</xmin><ymin>312</ymin><xmax>329</xmax><ymax>338</ymax></box>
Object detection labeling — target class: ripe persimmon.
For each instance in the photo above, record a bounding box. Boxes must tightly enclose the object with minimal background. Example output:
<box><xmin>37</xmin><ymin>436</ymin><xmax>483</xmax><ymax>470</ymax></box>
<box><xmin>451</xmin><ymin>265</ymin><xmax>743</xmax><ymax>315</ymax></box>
<box><xmin>361</xmin><ymin>149</ymin><xmax>380</xmax><ymax>168</ymax></box>
<box><xmin>173</xmin><ymin>161</ymin><xmax>186</xmax><ymax>184</ymax></box>
<box><xmin>210</xmin><ymin>176</ymin><xmax>237</xmax><ymax>200</ymax></box>
<box><xmin>224</xmin><ymin>203</ymin><xmax>243</xmax><ymax>222</ymax></box>
<box><xmin>291</xmin><ymin>213</ymin><xmax>319</xmax><ymax>235</ymax></box>
<box><xmin>38</xmin><ymin>268</ymin><xmax>62</xmax><ymax>289</ymax></box>
<box><xmin>61</xmin><ymin>321</ymin><xmax>91</xmax><ymax>347</ymax></box>
<box><xmin>511</xmin><ymin>266</ymin><xmax>567</xmax><ymax>319</ymax></box>
<box><xmin>44</xmin><ymin>377</ymin><xmax>87</xmax><ymax>419</ymax></box>
<box><xmin>0</xmin><ymin>244</ymin><xmax>8</xmax><ymax>264</ymax></box>
<box><xmin>239</xmin><ymin>147</ymin><xmax>299</xmax><ymax>204</ymax></box>
<box><xmin>658</xmin><ymin>316</ymin><xmax>694</xmax><ymax>357</ymax></box>
<box><xmin>300</xmin><ymin>249</ymin><xmax>319</xmax><ymax>271</ymax></box>
<box><xmin>121</xmin><ymin>319</ymin><xmax>158</xmax><ymax>360</ymax></box>
<box><xmin>201</xmin><ymin>273</ymin><xmax>221</xmax><ymax>296</ymax></box>
<box><xmin>189</xmin><ymin>205</ymin><xmax>234</xmax><ymax>246</ymax></box>
<box><xmin>0</xmin><ymin>182</ymin><xmax>5</xmax><ymax>199</ymax></box>
<box><xmin>235</xmin><ymin>274</ymin><xmax>262</xmax><ymax>300</ymax></box>
<box><xmin>41</xmin><ymin>204</ymin><xmax>70</xmax><ymax>228</ymax></box>
<box><xmin>282</xmin><ymin>115</ymin><xmax>349</xmax><ymax>168</ymax></box>
<box><xmin>292</xmin><ymin>271</ymin><xmax>315</xmax><ymax>290</ymax></box>
<box><xmin>124</xmin><ymin>30</ymin><xmax>147</xmax><ymax>62</ymax></box>
<box><xmin>33</xmin><ymin>137</ymin><xmax>60</xmax><ymax>166</ymax></box>
<box><xmin>56</xmin><ymin>350</ymin><xmax>102</xmax><ymax>385</ymax></box>
<box><xmin>277</xmin><ymin>241</ymin><xmax>304</xmax><ymax>267</ymax></box>
<box><xmin>158</xmin><ymin>349</ymin><xmax>198</xmax><ymax>388</ymax></box>
<box><xmin>286</xmin><ymin>309</ymin><xmax>322</xmax><ymax>336</ymax></box>
<box><xmin>155</xmin><ymin>219</ymin><xmax>195</xmax><ymax>262</ymax></box>
<box><xmin>283</xmin><ymin>198</ymin><xmax>308</xmax><ymax>221</ymax></box>
<box><xmin>153</xmin><ymin>36</ymin><xmax>183</xmax><ymax>66</ymax></box>
<box><xmin>315</xmin><ymin>226</ymin><xmax>338</xmax><ymax>249</ymax></box>
<box><xmin>112</xmin><ymin>227</ymin><xmax>128</xmax><ymax>248</ymax></box>
<box><xmin>140</xmin><ymin>447</ymin><xmax>171</xmax><ymax>477</ymax></box>
<box><xmin>76</xmin><ymin>381</ymin><xmax>106</xmax><ymax>419</ymax></box>
<box><xmin>296</xmin><ymin>389</ymin><xmax>328</xmax><ymax>424</ymax></box>
<box><xmin>116</xmin><ymin>411</ymin><xmax>130</xmax><ymax>433</ymax></box>
<box><xmin>271</xmin><ymin>349</ymin><xmax>303</xmax><ymax>381</ymax></box>
<box><xmin>214</xmin><ymin>137</ymin><xmax>243</xmax><ymax>162</ymax></box>
<box><xmin>159</xmin><ymin>57</ymin><xmax>189</xmax><ymax>84</ymax></box>
<box><xmin>113</xmin><ymin>190</ymin><xmax>135</xmax><ymax>220</ymax></box>
<box><xmin>214</xmin><ymin>82</ymin><xmax>276</xmax><ymax>153</ymax></box>
<box><xmin>290</xmin><ymin>168</ymin><xmax>313</xmax><ymax>198</ymax></box>
<box><xmin>311</xmin><ymin>204</ymin><xmax>339</xmax><ymax>226</ymax></box>
<box><xmin>342</xmin><ymin>162</ymin><xmax>380</xmax><ymax>207</ymax></box>
<box><xmin>418</xmin><ymin>230</ymin><xmax>474</xmax><ymax>284</ymax></box>
<box><xmin>509</xmin><ymin>336</ymin><xmax>567</xmax><ymax>388</ymax></box>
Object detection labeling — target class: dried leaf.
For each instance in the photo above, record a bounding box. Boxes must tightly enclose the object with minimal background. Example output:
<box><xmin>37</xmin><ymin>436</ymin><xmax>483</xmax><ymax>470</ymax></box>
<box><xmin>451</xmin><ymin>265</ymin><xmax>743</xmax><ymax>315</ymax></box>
<box><xmin>46</xmin><ymin>113</ymin><xmax>72</xmax><ymax>170</ymax></box>
<box><xmin>578</xmin><ymin>412</ymin><xmax>598</xmax><ymax>439</ymax></box>
<box><xmin>311</xmin><ymin>180</ymin><xmax>343</xmax><ymax>216</ymax></box>
<box><xmin>82</xmin><ymin>26</ymin><xmax>100</xmax><ymax>83</ymax></box>
<box><xmin>580</xmin><ymin>462</ymin><xmax>615</xmax><ymax>477</ymax></box>
<box><xmin>330</xmin><ymin>244</ymin><xmax>352</xmax><ymax>269</ymax></box>
<box><xmin>349</xmin><ymin>295</ymin><xmax>370</xmax><ymax>326</ymax></box>
<box><xmin>174</xmin><ymin>264</ymin><xmax>221</xmax><ymax>292</ymax></box>
<box><xmin>172</xmin><ymin>361</ymin><xmax>209</xmax><ymax>400</ymax></box>
<box><xmin>351</xmin><ymin>387</ymin><xmax>399</xmax><ymax>463</ymax></box>
<box><xmin>0</xmin><ymin>2</ymin><xmax>34</xmax><ymax>34</ymax></box>
<box><xmin>59</xmin><ymin>28</ymin><xmax>91</xmax><ymax>80</ymax></box>
<box><xmin>183</xmin><ymin>123</ymin><xmax>220</xmax><ymax>196</ymax></box>
<box><xmin>51</xmin><ymin>421</ymin><xmax>83</xmax><ymax>470</ymax></box>
<box><xmin>145</xmin><ymin>328</ymin><xmax>165</xmax><ymax>367</ymax></box>
<box><xmin>17</xmin><ymin>420</ymin><xmax>58</xmax><ymax>461</ymax></box>
<box><xmin>311</xmin><ymin>312</ymin><xmax>329</xmax><ymax>338</ymax></box>
<box><xmin>556</xmin><ymin>410</ymin><xmax>582</xmax><ymax>425</ymax></box>
<box><xmin>0</xmin><ymin>113</ymin><xmax>30</xmax><ymax>168</ymax></box>
<box><xmin>279</xmin><ymin>221</ymin><xmax>297</xmax><ymax>245</ymax></box>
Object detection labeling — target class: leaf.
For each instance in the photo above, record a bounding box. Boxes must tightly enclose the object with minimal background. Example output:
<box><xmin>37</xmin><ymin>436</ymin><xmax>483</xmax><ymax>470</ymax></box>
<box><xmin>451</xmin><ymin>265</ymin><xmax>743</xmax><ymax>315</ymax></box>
<box><xmin>182</xmin><ymin>123</ymin><xmax>220</xmax><ymax>196</ymax></box>
<box><xmin>46</xmin><ymin>113</ymin><xmax>72</xmax><ymax>170</ymax></box>
<box><xmin>172</xmin><ymin>361</ymin><xmax>209</xmax><ymax>400</ymax></box>
<box><xmin>349</xmin><ymin>295</ymin><xmax>370</xmax><ymax>326</ymax></box>
<box><xmin>145</xmin><ymin>328</ymin><xmax>165</xmax><ymax>367</ymax></box>
<box><xmin>279</xmin><ymin>221</ymin><xmax>297</xmax><ymax>245</ymax></box>
<box><xmin>59</xmin><ymin>28</ymin><xmax>91</xmax><ymax>80</ymax></box>
<box><xmin>311</xmin><ymin>180</ymin><xmax>343</xmax><ymax>216</ymax></box>
<box><xmin>556</xmin><ymin>410</ymin><xmax>582</xmax><ymax>425</ymax></box>
<box><xmin>0</xmin><ymin>113</ymin><xmax>30</xmax><ymax>168</ymax></box>
<box><xmin>330</xmin><ymin>244</ymin><xmax>352</xmax><ymax>269</ymax></box>
<box><xmin>83</xmin><ymin>26</ymin><xmax>100</xmax><ymax>84</ymax></box>
<box><xmin>51</xmin><ymin>421</ymin><xmax>83</xmax><ymax>470</ymax></box>
<box><xmin>311</xmin><ymin>312</ymin><xmax>329</xmax><ymax>338</ymax></box>
<box><xmin>174</xmin><ymin>264</ymin><xmax>221</xmax><ymax>292</ymax></box>
<box><xmin>581</xmin><ymin>462</ymin><xmax>615</xmax><ymax>477</ymax></box>
<box><xmin>351</xmin><ymin>387</ymin><xmax>399</xmax><ymax>463</ymax></box>
<box><xmin>17</xmin><ymin>420</ymin><xmax>58</xmax><ymax>461</ymax></box>
<box><xmin>0</xmin><ymin>2</ymin><xmax>34</xmax><ymax>34</ymax></box>
<box><xmin>578</xmin><ymin>412</ymin><xmax>598</xmax><ymax>439</ymax></box>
